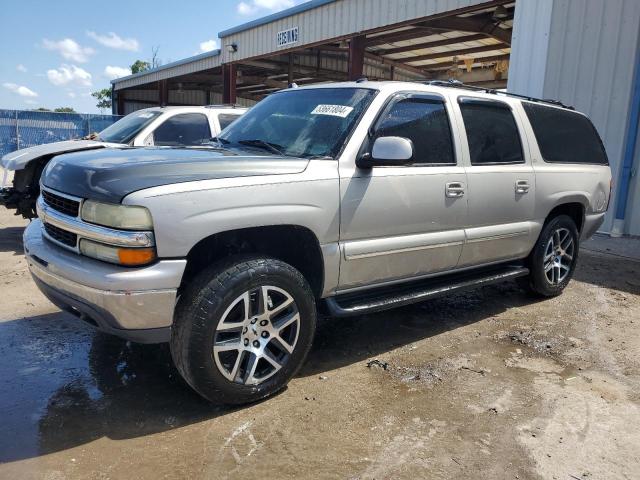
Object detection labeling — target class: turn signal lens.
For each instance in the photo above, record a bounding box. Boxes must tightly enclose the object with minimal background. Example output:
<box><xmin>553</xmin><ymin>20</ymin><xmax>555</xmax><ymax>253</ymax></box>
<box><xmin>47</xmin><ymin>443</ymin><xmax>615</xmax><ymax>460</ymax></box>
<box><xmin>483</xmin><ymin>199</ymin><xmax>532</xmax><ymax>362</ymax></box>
<box><xmin>117</xmin><ymin>247</ymin><xmax>156</xmax><ymax>266</ymax></box>
<box><xmin>79</xmin><ymin>239</ymin><xmax>156</xmax><ymax>266</ymax></box>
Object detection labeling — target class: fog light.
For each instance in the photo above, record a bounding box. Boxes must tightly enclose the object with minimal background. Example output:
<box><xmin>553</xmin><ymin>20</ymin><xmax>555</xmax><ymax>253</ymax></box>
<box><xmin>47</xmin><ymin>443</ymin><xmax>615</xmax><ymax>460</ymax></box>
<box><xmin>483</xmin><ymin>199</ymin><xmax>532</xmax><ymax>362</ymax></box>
<box><xmin>79</xmin><ymin>239</ymin><xmax>156</xmax><ymax>266</ymax></box>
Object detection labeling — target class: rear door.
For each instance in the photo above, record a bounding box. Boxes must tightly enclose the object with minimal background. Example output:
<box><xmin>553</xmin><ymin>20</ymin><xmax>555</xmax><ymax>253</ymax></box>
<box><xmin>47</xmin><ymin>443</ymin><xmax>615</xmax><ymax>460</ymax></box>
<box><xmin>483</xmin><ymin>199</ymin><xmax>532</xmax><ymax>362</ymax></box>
<box><xmin>454</xmin><ymin>97</ymin><xmax>536</xmax><ymax>266</ymax></box>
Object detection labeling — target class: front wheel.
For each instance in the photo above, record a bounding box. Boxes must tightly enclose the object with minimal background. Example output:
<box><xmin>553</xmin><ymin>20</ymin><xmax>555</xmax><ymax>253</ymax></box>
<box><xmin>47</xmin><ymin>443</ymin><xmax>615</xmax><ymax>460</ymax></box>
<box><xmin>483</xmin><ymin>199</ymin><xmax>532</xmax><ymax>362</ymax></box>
<box><xmin>521</xmin><ymin>215</ymin><xmax>579</xmax><ymax>297</ymax></box>
<box><xmin>171</xmin><ymin>257</ymin><xmax>316</xmax><ymax>404</ymax></box>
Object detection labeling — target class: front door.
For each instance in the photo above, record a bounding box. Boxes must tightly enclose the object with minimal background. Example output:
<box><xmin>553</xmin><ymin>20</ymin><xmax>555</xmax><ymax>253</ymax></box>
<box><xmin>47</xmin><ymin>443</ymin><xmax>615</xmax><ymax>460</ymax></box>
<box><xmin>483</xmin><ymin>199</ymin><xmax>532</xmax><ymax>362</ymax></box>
<box><xmin>338</xmin><ymin>93</ymin><xmax>468</xmax><ymax>290</ymax></box>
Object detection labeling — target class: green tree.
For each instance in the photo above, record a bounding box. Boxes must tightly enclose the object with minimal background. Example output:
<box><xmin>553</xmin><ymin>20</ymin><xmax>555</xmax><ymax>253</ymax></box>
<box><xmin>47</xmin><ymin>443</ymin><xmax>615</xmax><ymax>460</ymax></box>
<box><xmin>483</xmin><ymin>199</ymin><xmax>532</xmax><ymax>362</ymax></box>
<box><xmin>130</xmin><ymin>59</ymin><xmax>151</xmax><ymax>74</ymax></box>
<box><xmin>91</xmin><ymin>88</ymin><xmax>112</xmax><ymax>112</ymax></box>
<box><xmin>34</xmin><ymin>107</ymin><xmax>51</xmax><ymax>111</ymax></box>
<box><xmin>54</xmin><ymin>107</ymin><xmax>76</xmax><ymax>113</ymax></box>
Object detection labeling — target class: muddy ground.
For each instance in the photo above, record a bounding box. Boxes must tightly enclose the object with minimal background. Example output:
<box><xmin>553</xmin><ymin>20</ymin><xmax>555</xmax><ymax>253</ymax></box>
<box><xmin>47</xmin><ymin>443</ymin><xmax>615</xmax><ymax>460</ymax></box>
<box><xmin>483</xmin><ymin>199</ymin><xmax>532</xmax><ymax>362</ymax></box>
<box><xmin>0</xmin><ymin>207</ymin><xmax>639</xmax><ymax>480</ymax></box>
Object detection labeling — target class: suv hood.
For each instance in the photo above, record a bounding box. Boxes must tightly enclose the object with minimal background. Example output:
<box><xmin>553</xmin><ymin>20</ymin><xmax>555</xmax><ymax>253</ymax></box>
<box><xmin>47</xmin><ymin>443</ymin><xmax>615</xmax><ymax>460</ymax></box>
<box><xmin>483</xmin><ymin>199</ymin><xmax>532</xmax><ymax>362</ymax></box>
<box><xmin>1</xmin><ymin>140</ymin><xmax>122</xmax><ymax>171</ymax></box>
<box><xmin>41</xmin><ymin>147</ymin><xmax>310</xmax><ymax>203</ymax></box>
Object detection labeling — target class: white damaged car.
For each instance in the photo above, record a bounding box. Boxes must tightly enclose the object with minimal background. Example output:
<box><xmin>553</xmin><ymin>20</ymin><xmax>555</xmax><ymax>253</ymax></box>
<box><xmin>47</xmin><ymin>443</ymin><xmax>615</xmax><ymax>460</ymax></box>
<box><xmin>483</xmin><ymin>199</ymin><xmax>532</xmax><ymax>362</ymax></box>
<box><xmin>1</xmin><ymin>105</ymin><xmax>246</xmax><ymax>218</ymax></box>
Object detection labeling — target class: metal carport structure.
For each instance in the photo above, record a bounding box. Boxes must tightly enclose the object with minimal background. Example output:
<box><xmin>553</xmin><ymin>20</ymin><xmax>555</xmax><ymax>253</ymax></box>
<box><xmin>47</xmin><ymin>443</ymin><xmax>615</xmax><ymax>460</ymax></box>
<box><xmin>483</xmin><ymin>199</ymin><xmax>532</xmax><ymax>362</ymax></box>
<box><xmin>111</xmin><ymin>0</ymin><xmax>640</xmax><ymax>236</ymax></box>
<box><xmin>112</xmin><ymin>0</ymin><xmax>514</xmax><ymax>112</ymax></box>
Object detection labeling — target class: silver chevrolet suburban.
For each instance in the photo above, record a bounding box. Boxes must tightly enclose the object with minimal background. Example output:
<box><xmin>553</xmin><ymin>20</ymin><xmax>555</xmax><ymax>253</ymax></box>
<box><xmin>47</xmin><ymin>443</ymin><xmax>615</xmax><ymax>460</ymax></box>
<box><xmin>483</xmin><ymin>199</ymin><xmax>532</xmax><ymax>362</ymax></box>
<box><xmin>23</xmin><ymin>81</ymin><xmax>612</xmax><ymax>404</ymax></box>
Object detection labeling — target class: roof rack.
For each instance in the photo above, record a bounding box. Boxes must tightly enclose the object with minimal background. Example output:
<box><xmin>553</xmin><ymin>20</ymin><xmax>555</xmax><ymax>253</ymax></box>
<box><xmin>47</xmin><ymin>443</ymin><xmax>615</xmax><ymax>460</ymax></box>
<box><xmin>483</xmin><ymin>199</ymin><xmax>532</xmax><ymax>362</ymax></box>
<box><xmin>423</xmin><ymin>79</ymin><xmax>574</xmax><ymax>110</ymax></box>
<box><xmin>205</xmin><ymin>104</ymin><xmax>244</xmax><ymax>109</ymax></box>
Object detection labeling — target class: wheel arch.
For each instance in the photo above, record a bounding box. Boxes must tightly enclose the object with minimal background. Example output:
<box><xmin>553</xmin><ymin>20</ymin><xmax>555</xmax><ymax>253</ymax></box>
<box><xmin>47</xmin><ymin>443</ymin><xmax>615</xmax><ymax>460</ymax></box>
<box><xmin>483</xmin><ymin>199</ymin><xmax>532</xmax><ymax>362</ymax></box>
<box><xmin>545</xmin><ymin>201</ymin><xmax>585</xmax><ymax>233</ymax></box>
<box><xmin>180</xmin><ymin>224</ymin><xmax>325</xmax><ymax>298</ymax></box>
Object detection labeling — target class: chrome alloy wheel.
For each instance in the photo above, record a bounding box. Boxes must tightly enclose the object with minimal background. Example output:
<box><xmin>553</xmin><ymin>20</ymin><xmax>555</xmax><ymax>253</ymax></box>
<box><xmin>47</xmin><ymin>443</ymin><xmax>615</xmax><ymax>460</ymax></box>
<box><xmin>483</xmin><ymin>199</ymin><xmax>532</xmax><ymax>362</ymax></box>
<box><xmin>213</xmin><ymin>285</ymin><xmax>300</xmax><ymax>386</ymax></box>
<box><xmin>544</xmin><ymin>227</ymin><xmax>575</xmax><ymax>285</ymax></box>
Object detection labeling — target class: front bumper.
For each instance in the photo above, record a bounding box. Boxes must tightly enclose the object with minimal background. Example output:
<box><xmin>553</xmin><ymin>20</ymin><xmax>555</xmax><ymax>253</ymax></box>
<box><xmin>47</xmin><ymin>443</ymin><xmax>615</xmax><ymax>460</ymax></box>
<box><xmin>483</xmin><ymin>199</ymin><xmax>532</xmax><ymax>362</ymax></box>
<box><xmin>24</xmin><ymin>220</ymin><xmax>187</xmax><ymax>343</ymax></box>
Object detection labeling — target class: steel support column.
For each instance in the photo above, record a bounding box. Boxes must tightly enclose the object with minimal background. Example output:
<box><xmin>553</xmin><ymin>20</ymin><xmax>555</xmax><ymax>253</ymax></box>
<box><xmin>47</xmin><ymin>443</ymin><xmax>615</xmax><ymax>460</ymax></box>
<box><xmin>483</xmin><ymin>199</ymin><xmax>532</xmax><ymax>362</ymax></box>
<box><xmin>223</xmin><ymin>63</ymin><xmax>237</xmax><ymax>104</ymax></box>
<box><xmin>348</xmin><ymin>35</ymin><xmax>366</xmax><ymax>80</ymax></box>
<box><xmin>158</xmin><ymin>80</ymin><xmax>168</xmax><ymax>107</ymax></box>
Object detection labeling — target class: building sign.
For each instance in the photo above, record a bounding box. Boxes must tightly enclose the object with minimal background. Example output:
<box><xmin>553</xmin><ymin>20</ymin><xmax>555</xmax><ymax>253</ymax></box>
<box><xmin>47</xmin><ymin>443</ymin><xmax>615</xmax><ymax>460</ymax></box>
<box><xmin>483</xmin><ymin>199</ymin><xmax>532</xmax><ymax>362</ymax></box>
<box><xmin>277</xmin><ymin>27</ymin><xmax>299</xmax><ymax>47</ymax></box>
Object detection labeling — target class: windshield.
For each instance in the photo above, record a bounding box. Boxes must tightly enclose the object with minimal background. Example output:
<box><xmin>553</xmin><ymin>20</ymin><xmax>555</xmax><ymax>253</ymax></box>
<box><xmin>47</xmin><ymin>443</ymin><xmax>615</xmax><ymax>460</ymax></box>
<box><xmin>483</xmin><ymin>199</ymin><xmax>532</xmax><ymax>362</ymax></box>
<box><xmin>98</xmin><ymin>110</ymin><xmax>161</xmax><ymax>143</ymax></box>
<box><xmin>218</xmin><ymin>88</ymin><xmax>377</xmax><ymax>158</ymax></box>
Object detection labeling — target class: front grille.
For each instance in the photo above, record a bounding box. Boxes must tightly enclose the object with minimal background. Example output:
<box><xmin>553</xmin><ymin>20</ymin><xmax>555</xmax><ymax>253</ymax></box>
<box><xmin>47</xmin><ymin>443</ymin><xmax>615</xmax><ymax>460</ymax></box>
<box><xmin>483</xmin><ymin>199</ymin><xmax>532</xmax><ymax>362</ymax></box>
<box><xmin>44</xmin><ymin>222</ymin><xmax>77</xmax><ymax>248</ymax></box>
<box><xmin>42</xmin><ymin>190</ymin><xmax>80</xmax><ymax>217</ymax></box>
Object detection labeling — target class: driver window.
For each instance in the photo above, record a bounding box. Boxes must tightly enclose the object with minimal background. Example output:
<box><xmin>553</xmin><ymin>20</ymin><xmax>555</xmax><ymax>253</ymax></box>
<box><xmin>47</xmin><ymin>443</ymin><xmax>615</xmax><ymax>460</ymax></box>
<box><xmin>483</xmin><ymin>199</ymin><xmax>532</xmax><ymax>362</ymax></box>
<box><xmin>373</xmin><ymin>97</ymin><xmax>455</xmax><ymax>166</ymax></box>
<box><xmin>153</xmin><ymin>113</ymin><xmax>211</xmax><ymax>146</ymax></box>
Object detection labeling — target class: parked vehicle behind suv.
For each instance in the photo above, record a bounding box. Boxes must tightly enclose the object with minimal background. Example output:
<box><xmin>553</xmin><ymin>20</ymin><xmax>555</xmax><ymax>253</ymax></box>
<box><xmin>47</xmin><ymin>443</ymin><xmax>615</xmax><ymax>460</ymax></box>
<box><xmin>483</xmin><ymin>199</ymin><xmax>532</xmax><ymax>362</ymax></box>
<box><xmin>23</xmin><ymin>81</ymin><xmax>611</xmax><ymax>404</ymax></box>
<box><xmin>1</xmin><ymin>105</ymin><xmax>246</xmax><ymax>218</ymax></box>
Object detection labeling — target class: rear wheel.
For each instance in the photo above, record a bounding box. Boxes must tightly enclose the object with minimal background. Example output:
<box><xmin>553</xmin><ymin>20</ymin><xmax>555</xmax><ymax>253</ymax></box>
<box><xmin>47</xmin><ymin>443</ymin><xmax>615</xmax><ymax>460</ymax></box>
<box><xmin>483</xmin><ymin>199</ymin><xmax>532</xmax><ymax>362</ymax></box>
<box><xmin>521</xmin><ymin>215</ymin><xmax>579</xmax><ymax>297</ymax></box>
<box><xmin>171</xmin><ymin>256</ymin><xmax>316</xmax><ymax>404</ymax></box>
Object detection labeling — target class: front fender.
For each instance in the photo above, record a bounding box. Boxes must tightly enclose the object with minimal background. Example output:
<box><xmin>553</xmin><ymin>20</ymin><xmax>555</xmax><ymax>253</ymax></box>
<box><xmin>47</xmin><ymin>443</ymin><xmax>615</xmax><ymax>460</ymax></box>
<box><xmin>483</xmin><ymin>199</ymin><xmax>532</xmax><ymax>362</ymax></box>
<box><xmin>122</xmin><ymin>160</ymin><xmax>340</xmax><ymax>259</ymax></box>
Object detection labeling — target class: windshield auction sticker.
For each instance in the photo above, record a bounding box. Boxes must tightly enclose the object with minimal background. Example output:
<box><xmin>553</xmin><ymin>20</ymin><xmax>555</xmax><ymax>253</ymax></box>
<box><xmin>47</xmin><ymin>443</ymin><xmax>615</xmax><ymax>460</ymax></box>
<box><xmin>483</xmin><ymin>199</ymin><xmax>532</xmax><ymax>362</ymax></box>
<box><xmin>311</xmin><ymin>105</ymin><xmax>354</xmax><ymax>118</ymax></box>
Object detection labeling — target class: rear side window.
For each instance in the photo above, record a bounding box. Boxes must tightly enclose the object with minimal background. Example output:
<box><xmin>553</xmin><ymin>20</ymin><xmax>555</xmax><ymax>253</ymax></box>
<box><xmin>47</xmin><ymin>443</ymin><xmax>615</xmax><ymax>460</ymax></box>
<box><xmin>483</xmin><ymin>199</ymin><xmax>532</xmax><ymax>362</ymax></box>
<box><xmin>522</xmin><ymin>103</ymin><xmax>608</xmax><ymax>165</ymax></box>
<box><xmin>218</xmin><ymin>113</ymin><xmax>241</xmax><ymax>130</ymax></box>
<box><xmin>153</xmin><ymin>113</ymin><xmax>211</xmax><ymax>146</ymax></box>
<box><xmin>459</xmin><ymin>99</ymin><xmax>524</xmax><ymax>165</ymax></box>
<box><xmin>374</xmin><ymin>96</ymin><xmax>455</xmax><ymax>165</ymax></box>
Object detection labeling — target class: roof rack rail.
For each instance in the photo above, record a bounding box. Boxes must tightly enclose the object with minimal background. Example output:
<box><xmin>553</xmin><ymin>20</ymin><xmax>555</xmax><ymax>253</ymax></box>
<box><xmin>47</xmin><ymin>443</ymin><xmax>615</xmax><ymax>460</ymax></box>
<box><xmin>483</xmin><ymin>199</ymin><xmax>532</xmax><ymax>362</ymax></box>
<box><xmin>205</xmin><ymin>103</ymin><xmax>244</xmax><ymax>109</ymax></box>
<box><xmin>423</xmin><ymin>79</ymin><xmax>574</xmax><ymax>110</ymax></box>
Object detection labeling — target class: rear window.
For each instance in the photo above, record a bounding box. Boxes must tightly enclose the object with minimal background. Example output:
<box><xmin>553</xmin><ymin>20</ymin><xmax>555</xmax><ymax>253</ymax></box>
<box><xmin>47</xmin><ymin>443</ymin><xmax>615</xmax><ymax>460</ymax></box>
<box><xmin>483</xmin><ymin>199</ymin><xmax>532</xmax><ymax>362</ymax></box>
<box><xmin>459</xmin><ymin>99</ymin><xmax>524</xmax><ymax>165</ymax></box>
<box><xmin>522</xmin><ymin>103</ymin><xmax>608</xmax><ymax>165</ymax></box>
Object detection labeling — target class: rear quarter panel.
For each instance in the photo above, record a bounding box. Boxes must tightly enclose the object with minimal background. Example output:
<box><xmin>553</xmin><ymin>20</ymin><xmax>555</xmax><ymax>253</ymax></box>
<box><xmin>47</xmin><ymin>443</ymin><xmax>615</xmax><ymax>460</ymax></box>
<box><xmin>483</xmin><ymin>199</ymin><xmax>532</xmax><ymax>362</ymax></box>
<box><xmin>514</xmin><ymin>102</ymin><xmax>612</xmax><ymax>233</ymax></box>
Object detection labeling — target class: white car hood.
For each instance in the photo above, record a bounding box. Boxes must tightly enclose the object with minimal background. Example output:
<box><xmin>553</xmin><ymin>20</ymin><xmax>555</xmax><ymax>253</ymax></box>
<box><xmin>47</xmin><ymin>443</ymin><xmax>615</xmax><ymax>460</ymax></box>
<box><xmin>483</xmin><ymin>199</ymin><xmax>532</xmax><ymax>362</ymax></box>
<box><xmin>1</xmin><ymin>140</ymin><xmax>123</xmax><ymax>171</ymax></box>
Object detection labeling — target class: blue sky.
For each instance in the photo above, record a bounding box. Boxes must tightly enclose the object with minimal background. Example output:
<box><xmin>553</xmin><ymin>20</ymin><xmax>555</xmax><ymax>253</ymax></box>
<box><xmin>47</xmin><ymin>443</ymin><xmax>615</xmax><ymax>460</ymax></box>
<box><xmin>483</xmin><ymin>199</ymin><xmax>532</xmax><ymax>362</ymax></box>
<box><xmin>0</xmin><ymin>0</ymin><xmax>305</xmax><ymax>113</ymax></box>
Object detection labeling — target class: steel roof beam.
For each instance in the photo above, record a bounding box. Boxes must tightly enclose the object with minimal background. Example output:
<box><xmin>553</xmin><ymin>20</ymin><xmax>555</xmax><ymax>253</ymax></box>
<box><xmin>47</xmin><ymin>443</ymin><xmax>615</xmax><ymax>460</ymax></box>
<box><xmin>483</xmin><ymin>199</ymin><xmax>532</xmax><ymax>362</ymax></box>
<box><xmin>378</xmin><ymin>33</ymin><xmax>488</xmax><ymax>56</ymax></box>
<box><xmin>405</xmin><ymin>43</ymin><xmax>509</xmax><ymax>64</ymax></box>
<box><xmin>419</xmin><ymin>15</ymin><xmax>512</xmax><ymax>45</ymax></box>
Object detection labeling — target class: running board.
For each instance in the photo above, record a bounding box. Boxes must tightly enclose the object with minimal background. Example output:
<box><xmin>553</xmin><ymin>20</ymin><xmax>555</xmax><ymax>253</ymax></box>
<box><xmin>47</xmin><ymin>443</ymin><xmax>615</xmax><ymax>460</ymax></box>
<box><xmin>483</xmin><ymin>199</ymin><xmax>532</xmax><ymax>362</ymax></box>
<box><xmin>324</xmin><ymin>265</ymin><xmax>529</xmax><ymax>317</ymax></box>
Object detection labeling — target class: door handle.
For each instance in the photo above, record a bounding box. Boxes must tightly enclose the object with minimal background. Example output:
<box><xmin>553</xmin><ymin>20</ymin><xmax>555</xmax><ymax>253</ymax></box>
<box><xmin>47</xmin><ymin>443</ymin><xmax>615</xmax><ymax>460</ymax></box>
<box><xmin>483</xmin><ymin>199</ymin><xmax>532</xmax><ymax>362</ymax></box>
<box><xmin>515</xmin><ymin>180</ymin><xmax>530</xmax><ymax>194</ymax></box>
<box><xmin>446</xmin><ymin>182</ymin><xmax>465</xmax><ymax>198</ymax></box>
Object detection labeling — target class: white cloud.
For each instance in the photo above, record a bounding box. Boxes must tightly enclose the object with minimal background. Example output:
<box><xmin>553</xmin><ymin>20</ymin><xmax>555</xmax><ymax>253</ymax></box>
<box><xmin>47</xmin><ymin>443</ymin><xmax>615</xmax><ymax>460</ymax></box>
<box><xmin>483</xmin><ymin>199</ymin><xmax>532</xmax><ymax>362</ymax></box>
<box><xmin>237</xmin><ymin>0</ymin><xmax>296</xmax><ymax>15</ymax></box>
<box><xmin>237</xmin><ymin>2</ymin><xmax>256</xmax><ymax>15</ymax></box>
<box><xmin>67</xmin><ymin>91</ymin><xmax>77</xmax><ymax>98</ymax></box>
<box><xmin>16</xmin><ymin>64</ymin><xmax>27</xmax><ymax>73</ymax></box>
<box><xmin>87</xmin><ymin>31</ymin><xmax>139</xmax><ymax>51</ymax></box>
<box><xmin>199</xmin><ymin>39</ymin><xmax>218</xmax><ymax>53</ymax></box>
<box><xmin>46</xmin><ymin>65</ymin><xmax>92</xmax><ymax>87</ymax></box>
<box><xmin>42</xmin><ymin>38</ymin><xmax>95</xmax><ymax>63</ymax></box>
<box><xmin>25</xmin><ymin>99</ymin><xmax>38</xmax><ymax>105</ymax></box>
<box><xmin>3</xmin><ymin>82</ymin><xmax>38</xmax><ymax>98</ymax></box>
<box><xmin>104</xmin><ymin>65</ymin><xmax>132</xmax><ymax>79</ymax></box>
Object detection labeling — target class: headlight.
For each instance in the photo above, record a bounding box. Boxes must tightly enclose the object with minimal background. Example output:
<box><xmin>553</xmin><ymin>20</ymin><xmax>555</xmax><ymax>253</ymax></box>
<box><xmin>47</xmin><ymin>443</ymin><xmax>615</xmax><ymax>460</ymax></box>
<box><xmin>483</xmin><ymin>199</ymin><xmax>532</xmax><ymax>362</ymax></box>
<box><xmin>79</xmin><ymin>239</ymin><xmax>156</xmax><ymax>266</ymax></box>
<box><xmin>81</xmin><ymin>200</ymin><xmax>153</xmax><ymax>230</ymax></box>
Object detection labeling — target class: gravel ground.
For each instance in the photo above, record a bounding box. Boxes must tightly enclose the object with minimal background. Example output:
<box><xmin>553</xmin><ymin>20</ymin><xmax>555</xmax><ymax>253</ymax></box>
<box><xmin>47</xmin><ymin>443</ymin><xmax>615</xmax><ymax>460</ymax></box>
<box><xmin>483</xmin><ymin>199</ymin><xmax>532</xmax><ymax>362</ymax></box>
<box><xmin>0</xmin><ymin>207</ymin><xmax>639</xmax><ymax>480</ymax></box>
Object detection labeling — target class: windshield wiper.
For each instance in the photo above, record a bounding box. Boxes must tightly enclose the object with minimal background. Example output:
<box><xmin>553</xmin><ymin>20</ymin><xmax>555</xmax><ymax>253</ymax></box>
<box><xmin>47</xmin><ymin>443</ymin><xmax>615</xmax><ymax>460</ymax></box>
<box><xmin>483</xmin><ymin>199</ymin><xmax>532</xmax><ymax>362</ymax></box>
<box><xmin>210</xmin><ymin>136</ymin><xmax>230</xmax><ymax>144</ymax></box>
<box><xmin>237</xmin><ymin>139</ymin><xmax>286</xmax><ymax>156</ymax></box>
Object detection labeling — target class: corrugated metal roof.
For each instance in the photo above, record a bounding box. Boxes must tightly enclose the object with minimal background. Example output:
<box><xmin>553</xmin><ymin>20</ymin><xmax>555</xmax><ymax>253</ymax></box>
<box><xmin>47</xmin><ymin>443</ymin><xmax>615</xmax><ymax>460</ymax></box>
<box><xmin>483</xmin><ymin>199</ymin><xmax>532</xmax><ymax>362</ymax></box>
<box><xmin>112</xmin><ymin>49</ymin><xmax>222</xmax><ymax>90</ymax></box>
<box><xmin>218</xmin><ymin>0</ymin><xmax>338</xmax><ymax>38</ymax></box>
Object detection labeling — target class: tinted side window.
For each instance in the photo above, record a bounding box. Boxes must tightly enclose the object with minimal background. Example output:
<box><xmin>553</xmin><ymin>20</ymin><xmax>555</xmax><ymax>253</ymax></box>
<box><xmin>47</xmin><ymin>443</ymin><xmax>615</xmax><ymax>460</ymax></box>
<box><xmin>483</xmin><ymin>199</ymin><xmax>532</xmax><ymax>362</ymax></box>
<box><xmin>374</xmin><ymin>97</ymin><xmax>455</xmax><ymax>165</ymax></box>
<box><xmin>523</xmin><ymin>103</ymin><xmax>608</xmax><ymax>165</ymax></box>
<box><xmin>153</xmin><ymin>113</ymin><xmax>211</xmax><ymax>146</ymax></box>
<box><xmin>459</xmin><ymin>100</ymin><xmax>524</xmax><ymax>165</ymax></box>
<box><xmin>218</xmin><ymin>113</ymin><xmax>241</xmax><ymax>130</ymax></box>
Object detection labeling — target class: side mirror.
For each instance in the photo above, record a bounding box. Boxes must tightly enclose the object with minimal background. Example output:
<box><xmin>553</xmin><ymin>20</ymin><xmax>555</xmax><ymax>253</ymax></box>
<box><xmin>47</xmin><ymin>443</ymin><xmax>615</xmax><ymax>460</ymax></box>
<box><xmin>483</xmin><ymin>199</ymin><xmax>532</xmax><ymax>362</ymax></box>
<box><xmin>357</xmin><ymin>136</ymin><xmax>414</xmax><ymax>168</ymax></box>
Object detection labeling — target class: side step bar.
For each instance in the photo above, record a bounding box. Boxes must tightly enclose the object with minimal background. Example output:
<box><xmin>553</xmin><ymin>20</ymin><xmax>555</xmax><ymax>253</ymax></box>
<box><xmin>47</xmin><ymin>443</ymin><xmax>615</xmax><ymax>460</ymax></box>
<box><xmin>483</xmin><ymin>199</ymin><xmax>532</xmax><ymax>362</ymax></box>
<box><xmin>324</xmin><ymin>265</ymin><xmax>529</xmax><ymax>317</ymax></box>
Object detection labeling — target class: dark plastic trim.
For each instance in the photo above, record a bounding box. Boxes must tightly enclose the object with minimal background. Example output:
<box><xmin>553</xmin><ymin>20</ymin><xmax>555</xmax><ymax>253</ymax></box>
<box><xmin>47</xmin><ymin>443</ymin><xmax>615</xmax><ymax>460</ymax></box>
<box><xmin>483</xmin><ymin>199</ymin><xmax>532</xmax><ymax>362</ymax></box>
<box><xmin>324</xmin><ymin>265</ymin><xmax>530</xmax><ymax>317</ymax></box>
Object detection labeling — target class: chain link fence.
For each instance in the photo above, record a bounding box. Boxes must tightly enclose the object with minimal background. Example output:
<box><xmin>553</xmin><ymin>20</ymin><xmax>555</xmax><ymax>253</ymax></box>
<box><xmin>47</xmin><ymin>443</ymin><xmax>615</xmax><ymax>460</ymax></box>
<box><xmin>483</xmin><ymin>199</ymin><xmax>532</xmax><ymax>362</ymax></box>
<box><xmin>0</xmin><ymin>109</ymin><xmax>122</xmax><ymax>157</ymax></box>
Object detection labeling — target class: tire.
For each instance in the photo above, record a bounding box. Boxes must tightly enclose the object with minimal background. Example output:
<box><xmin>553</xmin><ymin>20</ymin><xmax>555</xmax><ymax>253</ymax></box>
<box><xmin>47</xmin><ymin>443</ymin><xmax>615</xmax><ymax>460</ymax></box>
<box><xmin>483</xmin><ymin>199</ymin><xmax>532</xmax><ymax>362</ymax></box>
<box><xmin>520</xmin><ymin>214</ymin><xmax>579</xmax><ymax>297</ymax></box>
<box><xmin>171</xmin><ymin>256</ymin><xmax>316</xmax><ymax>405</ymax></box>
